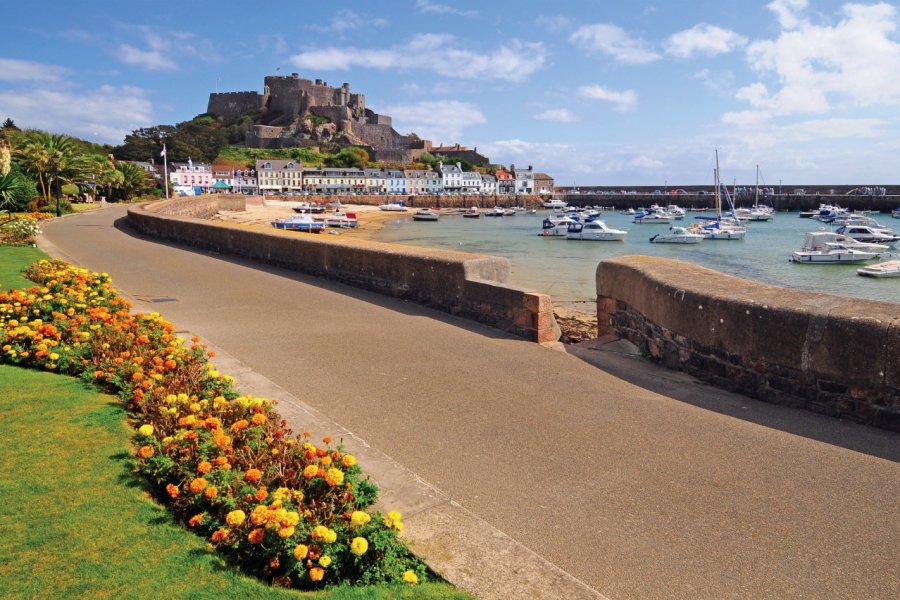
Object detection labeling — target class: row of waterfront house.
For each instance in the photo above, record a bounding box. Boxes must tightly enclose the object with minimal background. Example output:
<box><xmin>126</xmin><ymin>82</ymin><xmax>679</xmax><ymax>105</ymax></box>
<box><xmin>156</xmin><ymin>158</ymin><xmax>554</xmax><ymax>196</ymax></box>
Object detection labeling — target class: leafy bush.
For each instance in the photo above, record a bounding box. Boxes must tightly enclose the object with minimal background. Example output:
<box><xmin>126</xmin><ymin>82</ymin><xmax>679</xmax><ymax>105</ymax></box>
<box><xmin>0</xmin><ymin>260</ymin><xmax>428</xmax><ymax>590</ymax></box>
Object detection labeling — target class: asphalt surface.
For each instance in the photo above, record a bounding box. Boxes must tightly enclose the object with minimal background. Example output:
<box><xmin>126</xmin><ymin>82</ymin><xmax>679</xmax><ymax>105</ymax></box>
<box><xmin>39</xmin><ymin>206</ymin><xmax>900</xmax><ymax>600</ymax></box>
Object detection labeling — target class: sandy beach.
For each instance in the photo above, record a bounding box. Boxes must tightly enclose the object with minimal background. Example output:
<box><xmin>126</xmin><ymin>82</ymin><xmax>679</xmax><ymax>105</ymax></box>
<box><xmin>214</xmin><ymin>201</ymin><xmax>598</xmax><ymax>341</ymax></box>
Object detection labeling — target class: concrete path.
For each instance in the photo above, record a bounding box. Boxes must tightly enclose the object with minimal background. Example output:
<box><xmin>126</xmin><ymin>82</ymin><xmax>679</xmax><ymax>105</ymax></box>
<box><xmin>39</xmin><ymin>206</ymin><xmax>899</xmax><ymax>600</ymax></box>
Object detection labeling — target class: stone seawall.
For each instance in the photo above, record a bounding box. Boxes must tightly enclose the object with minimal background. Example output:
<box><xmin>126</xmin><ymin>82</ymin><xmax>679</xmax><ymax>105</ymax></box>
<box><xmin>127</xmin><ymin>196</ymin><xmax>559</xmax><ymax>343</ymax></box>
<box><xmin>596</xmin><ymin>255</ymin><xmax>900</xmax><ymax>431</ymax></box>
<box><xmin>256</xmin><ymin>194</ymin><xmax>548</xmax><ymax>210</ymax></box>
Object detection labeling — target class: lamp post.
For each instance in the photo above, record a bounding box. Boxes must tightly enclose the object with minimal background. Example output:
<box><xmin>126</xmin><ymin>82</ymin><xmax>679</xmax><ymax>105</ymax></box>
<box><xmin>52</xmin><ymin>155</ymin><xmax>61</xmax><ymax>217</ymax></box>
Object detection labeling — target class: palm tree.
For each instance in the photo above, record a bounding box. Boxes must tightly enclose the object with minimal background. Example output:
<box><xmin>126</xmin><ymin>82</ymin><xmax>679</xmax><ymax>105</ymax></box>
<box><xmin>16</xmin><ymin>132</ymin><xmax>79</xmax><ymax>204</ymax></box>
<box><xmin>116</xmin><ymin>162</ymin><xmax>152</xmax><ymax>200</ymax></box>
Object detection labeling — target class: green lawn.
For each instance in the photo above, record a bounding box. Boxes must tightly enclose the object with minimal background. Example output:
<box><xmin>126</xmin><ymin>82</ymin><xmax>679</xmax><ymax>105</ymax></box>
<box><xmin>0</xmin><ymin>245</ymin><xmax>46</xmax><ymax>290</ymax></box>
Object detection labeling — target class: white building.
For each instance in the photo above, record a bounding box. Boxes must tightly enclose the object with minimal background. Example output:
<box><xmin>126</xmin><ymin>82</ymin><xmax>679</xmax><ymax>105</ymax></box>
<box><xmin>481</xmin><ymin>174</ymin><xmax>497</xmax><ymax>195</ymax></box>
<box><xmin>512</xmin><ymin>164</ymin><xmax>535</xmax><ymax>195</ymax></box>
<box><xmin>386</xmin><ymin>170</ymin><xmax>407</xmax><ymax>195</ymax></box>
<box><xmin>461</xmin><ymin>170</ymin><xmax>483</xmax><ymax>194</ymax></box>
<box><xmin>438</xmin><ymin>161</ymin><xmax>463</xmax><ymax>192</ymax></box>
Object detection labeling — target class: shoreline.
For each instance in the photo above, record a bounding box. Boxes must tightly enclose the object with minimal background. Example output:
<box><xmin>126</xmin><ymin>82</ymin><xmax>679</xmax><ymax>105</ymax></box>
<box><xmin>214</xmin><ymin>202</ymin><xmax>598</xmax><ymax>341</ymax></box>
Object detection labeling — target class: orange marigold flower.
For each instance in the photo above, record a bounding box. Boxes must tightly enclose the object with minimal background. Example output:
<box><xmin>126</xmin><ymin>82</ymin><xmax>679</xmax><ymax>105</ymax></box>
<box><xmin>188</xmin><ymin>513</ymin><xmax>205</xmax><ymax>527</ymax></box>
<box><xmin>230</xmin><ymin>419</ymin><xmax>249</xmax><ymax>433</ymax></box>
<box><xmin>303</xmin><ymin>465</ymin><xmax>319</xmax><ymax>479</ymax></box>
<box><xmin>309</xmin><ymin>567</ymin><xmax>324</xmax><ymax>582</ymax></box>
<box><xmin>204</xmin><ymin>486</ymin><xmax>218</xmax><ymax>499</ymax></box>
<box><xmin>251</xmin><ymin>413</ymin><xmax>266</xmax><ymax>426</ymax></box>
<box><xmin>255</xmin><ymin>487</ymin><xmax>269</xmax><ymax>502</ymax></box>
<box><xmin>278</xmin><ymin>526</ymin><xmax>295</xmax><ymax>538</ymax></box>
<box><xmin>342</xmin><ymin>454</ymin><xmax>357</xmax><ymax>468</ymax></box>
<box><xmin>166</xmin><ymin>483</ymin><xmax>180</xmax><ymax>498</ymax></box>
<box><xmin>163</xmin><ymin>359</ymin><xmax>177</xmax><ymax>370</ymax></box>
<box><xmin>138</xmin><ymin>445</ymin><xmax>155</xmax><ymax>459</ymax></box>
<box><xmin>316</xmin><ymin>448</ymin><xmax>328</xmax><ymax>458</ymax></box>
<box><xmin>214</xmin><ymin>456</ymin><xmax>229</xmax><ymax>466</ymax></box>
<box><xmin>213</xmin><ymin>433</ymin><xmax>231</xmax><ymax>447</ymax></box>
<box><xmin>203</xmin><ymin>417</ymin><xmax>221</xmax><ymax>430</ymax></box>
<box><xmin>197</xmin><ymin>461</ymin><xmax>212</xmax><ymax>474</ymax></box>
<box><xmin>244</xmin><ymin>468</ymin><xmax>262</xmax><ymax>484</ymax></box>
<box><xmin>247</xmin><ymin>528</ymin><xmax>265</xmax><ymax>544</ymax></box>
<box><xmin>322</xmin><ymin>436</ymin><xmax>333</xmax><ymax>445</ymax></box>
<box><xmin>189</xmin><ymin>477</ymin><xmax>208</xmax><ymax>493</ymax></box>
<box><xmin>210</xmin><ymin>528</ymin><xmax>230</xmax><ymax>543</ymax></box>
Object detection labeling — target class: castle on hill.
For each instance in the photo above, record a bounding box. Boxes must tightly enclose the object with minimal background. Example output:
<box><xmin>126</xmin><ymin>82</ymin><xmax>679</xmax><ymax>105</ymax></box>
<box><xmin>207</xmin><ymin>72</ymin><xmax>488</xmax><ymax>165</ymax></box>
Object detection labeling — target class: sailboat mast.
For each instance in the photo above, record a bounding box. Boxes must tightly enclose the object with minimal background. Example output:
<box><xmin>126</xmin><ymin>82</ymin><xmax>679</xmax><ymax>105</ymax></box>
<box><xmin>714</xmin><ymin>150</ymin><xmax>721</xmax><ymax>220</ymax></box>
<box><xmin>755</xmin><ymin>165</ymin><xmax>759</xmax><ymax>209</ymax></box>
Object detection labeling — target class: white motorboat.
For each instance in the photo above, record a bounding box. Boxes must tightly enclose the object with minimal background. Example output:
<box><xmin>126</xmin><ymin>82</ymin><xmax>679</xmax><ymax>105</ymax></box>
<box><xmin>806</xmin><ymin>231</ymin><xmax>889</xmax><ymax>253</ymax></box>
<box><xmin>892</xmin><ymin>207</ymin><xmax>900</xmax><ymax>219</ymax></box>
<box><xmin>689</xmin><ymin>221</ymin><xmax>746</xmax><ymax>240</ymax></box>
<box><xmin>665</xmin><ymin>205</ymin><xmax>687</xmax><ymax>219</ymax></box>
<box><xmin>412</xmin><ymin>208</ymin><xmax>440</xmax><ymax>221</ymax></box>
<box><xmin>650</xmin><ymin>225</ymin><xmax>704</xmax><ymax>244</ymax></box>
<box><xmin>620</xmin><ymin>207</ymin><xmax>636</xmax><ymax>215</ymax></box>
<box><xmin>320</xmin><ymin>212</ymin><xmax>358</xmax><ymax>228</ymax></box>
<box><xmin>378</xmin><ymin>201</ymin><xmax>408</xmax><ymax>212</ymax></box>
<box><xmin>463</xmin><ymin>206</ymin><xmax>480</xmax><ymax>218</ymax></box>
<box><xmin>834</xmin><ymin>225</ymin><xmax>899</xmax><ymax>246</ymax></box>
<box><xmin>791</xmin><ymin>232</ymin><xmax>879</xmax><ymax>263</ymax></box>
<box><xmin>539</xmin><ymin>217</ymin><xmax>574</xmax><ymax>236</ymax></box>
<box><xmin>543</xmin><ymin>199</ymin><xmax>567</xmax><ymax>209</ymax></box>
<box><xmin>566</xmin><ymin>220</ymin><xmax>627</xmax><ymax>241</ymax></box>
<box><xmin>633</xmin><ymin>210</ymin><xmax>673</xmax><ymax>224</ymax></box>
<box><xmin>484</xmin><ymin>207</ymin><xmax>506</xmax><ymax>217</ymax></box>
<box><xmin>857</xmin><ymin>257</ymin><xmax>900</xmax><ymax>277</ymax></box>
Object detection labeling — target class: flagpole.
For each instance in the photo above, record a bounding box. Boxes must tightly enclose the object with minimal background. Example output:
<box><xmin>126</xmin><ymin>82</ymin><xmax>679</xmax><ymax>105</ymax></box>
<box><xmin>162</xmin><ymin>144</ymin><xmax>169</xmax><ymax>199</ymax></box>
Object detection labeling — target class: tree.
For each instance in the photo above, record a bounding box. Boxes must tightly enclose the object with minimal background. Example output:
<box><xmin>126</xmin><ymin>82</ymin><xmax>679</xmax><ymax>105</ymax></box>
<box><xmin>324</xmin><ymin>146</ymin><xmax>369</xmax><ymax>168</ymax></box>
<box><xmin>116</xmin><ymin>162</ymin><xmax>153</xmax><ymax>200</ymax></box>
<box><xmin>16</xmin><ymin>132</ymin><xmax>79</xmax><ymax>204</ymax></box>
<box><xmin>1</xmin><ymin>118</ymin><xmax>18</xmax><ymax>131</ymax></box>
<box><xmin>0</xmin><ymin>166</ymin><xmax>37</xmax><ymax>213</ymax></box>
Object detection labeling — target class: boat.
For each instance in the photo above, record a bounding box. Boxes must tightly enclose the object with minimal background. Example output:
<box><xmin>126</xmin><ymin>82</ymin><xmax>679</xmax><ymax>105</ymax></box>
<box><xmin>632</xmin><ymin>207</ymin><xmax>673</xmax><ymax>224</ymax></box>
<box><xmin>650</xmin><ymin>225</ymin><xmax>704</xmax><ymax>244</ymax></box>
<box><xmin>565</xmin><ymin>220</ymin><xmax>628</xmax><ymax>241</ymax></box>
<box><xmin>893</xmin><ymin>207</ymin><xmax>900</xmax><ymax>219</ymax></box>
<box><xmin>543</xmin><ymin>198</ymin><xmax>567</xmax><ymax>209</ymax></box>
<box><xmin>412</xmin><ymin>208</ymin><xmax>440</xmax><ymax>221</ymax></box>
<box><xmin>693</xmin><ymin>153</ymin><xmax>748</xmax><ymax>240</ymax></box>
<box><xmin>804</xmin><ymin>231</ymin><xmax>889</xmax><ymax>253</ymax></box>
<box><xmin>271</xmin><ymin>214</ymin><xmax>326</xmax><ymax>233</ymax></box>
<box><xmin>539</xmin><ymin>217</ymin><xmax>574</xmax><ymax>236</ymax></box>
<box><xmin>463</xmin><ymin>206</ymin><xmax>480</xmax><ymax>218</ymax></box>
<box><xmin>791</xmin><ymin>232</ymin><xmax>879</xmax><ymax>263</ymax></box>
<box><xmin>834</xmin><ymin>225</ymin><xmax>899</xmax><ymax>246</ymax></box>
<box><xmin>378</xmin><ymin>201</ymin><xmax>408</xmax><ymax>212</ymax></box>
<box><xmin>620</xmin><ymin>207</ymin><xmax>636</xmax><ymax>215</ymax></box>
<box><xmin>485</xmin><ymin>207</ymin><xmax>505</xmax><ymax>217</ymax></box>
<box><xmin>503</xmin><ymin>208</ymin><xmax>516</xmax><ymax>216</ymax></box>
<box><xmin>321</xmin><ymin>212</ymin><xmax>358</xmax><ymax>228</ymax></box>
<box><xmin>291</xmin><ymin>202</ymin><xmax>327</xmax><ymax>214</ymax></box>
<box><xmin>665</xmin><ymin>205</ymin><xmax>687</xmax><ymax>219</ymax></box>
<box><xmin>857</xmin><ymin>256</ymin><xmax>900</xmax><ymax>277</ymax></box>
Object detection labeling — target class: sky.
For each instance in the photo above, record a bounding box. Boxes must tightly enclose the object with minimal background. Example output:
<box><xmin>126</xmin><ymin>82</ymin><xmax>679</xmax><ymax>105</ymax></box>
<box><xmin>2</xmin><ymin>0</ymin><xmax>900</xmax><ymax>185</ymax></box>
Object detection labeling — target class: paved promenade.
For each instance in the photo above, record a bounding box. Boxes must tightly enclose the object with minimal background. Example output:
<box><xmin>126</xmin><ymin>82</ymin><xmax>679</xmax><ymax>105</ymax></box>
<box><xmin>40</xmin><ymin>206</ymin><xmax>899</xmax><ymax>600</ymax></box>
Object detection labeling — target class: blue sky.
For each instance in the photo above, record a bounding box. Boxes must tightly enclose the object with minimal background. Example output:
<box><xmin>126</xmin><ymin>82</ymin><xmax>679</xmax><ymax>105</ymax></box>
<box><xmin>2</xmin><ymin>0</ymin><xmax>899</xmax><ymax>185</ymax></box>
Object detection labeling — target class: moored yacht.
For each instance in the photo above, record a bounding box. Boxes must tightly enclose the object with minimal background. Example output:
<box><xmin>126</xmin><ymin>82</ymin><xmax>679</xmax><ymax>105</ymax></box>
<box><xmin>791</xmin><ymin>232</ymin><xmax>879</xmax><ymax>263</ymax></box>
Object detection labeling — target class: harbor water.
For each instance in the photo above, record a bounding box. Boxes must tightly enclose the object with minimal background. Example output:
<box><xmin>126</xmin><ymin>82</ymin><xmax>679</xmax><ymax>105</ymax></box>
<box><xmin>373</xmin><ymin>210</ymin><xmax>900</xmax><ymax>304</ymax></box>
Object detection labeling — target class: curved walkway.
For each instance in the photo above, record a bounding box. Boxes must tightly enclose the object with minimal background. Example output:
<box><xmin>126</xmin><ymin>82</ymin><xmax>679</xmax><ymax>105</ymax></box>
<box><xmin>40</xmin><ymin>206</ymin><xmax>899</xmax><ymax>600</ymax></box>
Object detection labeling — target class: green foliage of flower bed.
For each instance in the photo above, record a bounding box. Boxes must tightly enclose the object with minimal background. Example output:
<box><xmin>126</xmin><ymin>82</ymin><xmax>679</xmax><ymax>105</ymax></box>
<box><xmin>0</xmin><ymin>258</ymin><xmax>463</xmax><ymax>594</ymax></box>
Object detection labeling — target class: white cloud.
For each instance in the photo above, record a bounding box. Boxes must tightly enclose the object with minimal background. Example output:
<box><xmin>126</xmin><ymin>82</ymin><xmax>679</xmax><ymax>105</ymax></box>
<box><xmin>382</xmin><ymin>100</ymin><xmax>485</xmax><ymax>143</ymax></box>
<box><xmin>118</xmin><ymin>43</ymin><xmax>177</xmax><ymax>71</ymax></box>
<box><xmin>290</xmin><ymin>35</ymin><xmax>546</xmax><ymax>82</ymax></box>
<box><xmin>738</xmin><ymin>2</ymin><xmax>900</xmax><ymax>117</ymax></box>
<box><xmin>578</xmin><ymin>85</ymin><xmax>638</xmax><ymax>111</ymax></box>
<box><xmin>401</xmin><ymin>83</ymin><xmax>425</xmax><ymax>96</ymax></box>
<box><xmin>766</xmin><ymin>0</ymin><xmax>809</xmax><ymax>30</ymax></box>
<box><xmin>533</xmin><ymin>108</ymin><xmax>577</xmax><ymax>122</ymax></box>
<box><xmin>415</xmin><ymin>1</ymin><xmax>478</xmax><ymax>17</ymax></box>
<box><xmin>569</xmin><ymin>24</ymin><xmax>660</xmax><ymax>64</ymax></box>
<box><xmin>310</xmin><ymin>9</ymin><xmax>387</xmax><ymax>33</ymax></box>
<box><xmin>0</xmin><ymin>58</ymin><xmax>69</xmax><ymax>83</ymax></box>
<box><xmin>0</xmin><ymin>84</ymin><xmax>154</xmax><ymax>144</ymax></box>
<box><xmin>665</xmin><ymin>24</ymin><xmax>747</xmax><ymax>58</ymax></box>
<box><xmin>694</xmin><ymin>68</ymin><xmax>736</xmax><ymax>94</ymax></box>
<box><xmin>535</xmin><ymin>15</ymin><xmax>572</xmax><ymax>32</ymax></box>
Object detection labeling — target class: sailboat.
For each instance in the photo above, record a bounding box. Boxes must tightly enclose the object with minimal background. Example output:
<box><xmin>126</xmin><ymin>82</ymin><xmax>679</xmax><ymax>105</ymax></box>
<box><xmin>748</xmin><ymin>165</ymin><xmax>774</xmax><ymax>221</ymax></box>
<box><xmin>690</xmin><ymin>151</ymin><xmax>747</xmax><ymax>240</ymax></box>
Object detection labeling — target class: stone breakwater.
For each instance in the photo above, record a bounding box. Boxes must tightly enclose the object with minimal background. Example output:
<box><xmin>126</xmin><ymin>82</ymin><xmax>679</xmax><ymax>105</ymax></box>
<box><xmin>127</xmin><ymin>195</ymin><xmax>559</xmax><ymax>343</ymax></box>
<box><xmin>597</xmin><ymin>255</ymin><xmax>900</xmax><ymax>431</ymax></box>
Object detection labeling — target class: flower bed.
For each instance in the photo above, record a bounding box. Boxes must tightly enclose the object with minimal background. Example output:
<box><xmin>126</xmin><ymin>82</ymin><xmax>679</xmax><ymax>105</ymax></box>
<box><xmin>0</xmin><ymin>259</ymin><xmax>426</xmax><ymax>589</ymax></box>
<box><xmin>0</xmin><ymin>212</ymin><xmax>50</xmax><ymax>246</ymax></box>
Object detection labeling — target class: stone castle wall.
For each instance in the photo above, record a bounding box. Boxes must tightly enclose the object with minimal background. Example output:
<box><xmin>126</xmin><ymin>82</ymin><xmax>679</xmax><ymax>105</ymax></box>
<box><xmin>596</xmin><ymin>255</ymin><xmax>900</xmax><ymax>431</ymax></box>
<box><xmin>207</xmin><ymin>91</ymin><xmax>264</xmax><ymax>118</ymax></box>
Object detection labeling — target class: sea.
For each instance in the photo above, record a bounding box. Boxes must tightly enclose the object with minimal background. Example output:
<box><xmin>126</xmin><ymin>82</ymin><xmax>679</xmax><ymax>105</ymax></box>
<box><xmin>372</xmin><ymin>210</ymin><xmax>900</xmax><ymax>305</ymax></box>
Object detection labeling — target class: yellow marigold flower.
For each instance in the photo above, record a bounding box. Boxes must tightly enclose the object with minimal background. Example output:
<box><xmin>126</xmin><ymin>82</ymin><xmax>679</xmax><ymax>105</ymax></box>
<box><xmin>342</xmin><ymin>454</ymin><xmax>356</xmax><ymax>468</ymax></box>
<box><xmin>309</xmin><ymin>567</ymin><xmax>324</xmax><ymax>582</ymax></box>
<box><xmin>303</xmin><ymin>464</ymin><xmax>319</xmax><ymax>479</ymax></box>
<box><xmin>250</xmin><ymin>505</ymin><xmax>268</xmax><ymax>526</ymax></box>
<box><xmin>318</xmin><ymin>555</ymin><xmax>332</xmax><ymax>567</ymax></box>
<box><xmin>225</xmin><ymin>510</ymin><xmax>246</xmax><ymax>527</ymax></box>
<box><xmin>402</xmin><ymin>570</ymin><xmax>419</xmax><ymax>585</ymax></box>
<box><xmin>138</xmin><ymin>445</ymin><xmax>155</xmax><ymax>459</ymax></box>
<box><xmin>324</xmin><ymin>468</ymin><xmax>344</xmax><ymax>487</ymax></box>
<box><xmin>189</xmin><ymin>477</ymin><xmax>208</xmax><ymax>493</ymax></box>
<box><xmin>320</xmin><ymin>456</ymin><xmax>332</xmax><ymax>467</ymax></box>
<box><xmin>350</xmin><ymin>537</ymin><xmax>368</xmax><ymax>556</ymax></box>
<box><xmin>350</xmin><ymin>511</ymin><xmax>371</xmax><ymax>527</ymax></box>
<box><xmin>189</xmin><ymin>402</ymin><xmax>201</xmax><ymax>413</ymax></box>
<box><xmin>384</xmin><ymin>510</ymin><xmax>404</xmax><ymax>532</ymax></box>
<box><xmin>294</xmin><ymin>544</ymin><xmax>309</xmax><ymax>560</ymax></box>
<box><xmin>325</xmin><ymin>529</ymin><xmax>337</xmax><ymax>543</ymax></box>
<box><xmin>251</xmin><ymin>413</ymin><xmax>266</xmax><ymax>426</ymax></box>
<box><xmin>49</xmin><ymin>352</ymin><xmax>59</xmax><ymax>361</ymax></box>
<box><xmin>277</xmin><ymin>526</ymin><xmax>295</xmax><ymax>538</ymax></box>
